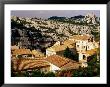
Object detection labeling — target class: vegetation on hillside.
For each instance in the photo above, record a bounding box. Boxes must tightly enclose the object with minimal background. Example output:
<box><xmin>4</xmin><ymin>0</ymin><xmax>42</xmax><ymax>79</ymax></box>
<box><xmin>11</xmin><ymin>70</ymin><xmax>56</xmax><ymax>77</ymax></box>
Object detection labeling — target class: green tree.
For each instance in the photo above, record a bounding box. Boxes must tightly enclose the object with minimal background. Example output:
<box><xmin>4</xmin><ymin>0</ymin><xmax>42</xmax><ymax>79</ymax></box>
<box><xmin>63</xmin><ymin>47</ymin><xmax>71</xmax><ymax>58</ymax></box>
<box><xmin>44</xmin><ymin>72</ymin><xmax>55</xmax><ymax>77</ymax></box>
<box><xmin>72</xmin><ymin>64</ymin><xmax>100</xmax><ymax>77</ymax></box>
<box><xmin>63</xmin><ymin>47</ymin><xmax>78</xmax><ymax>61</ymax></box>
<box><xmin>87</xmin><ymin>54</ymin><xmax>97</xmax><ymax>66</ymax></box>
<box><xmin>31</xmin><ymin>70</ymin><xmax>45</xmax><ymax>77</ymax></box>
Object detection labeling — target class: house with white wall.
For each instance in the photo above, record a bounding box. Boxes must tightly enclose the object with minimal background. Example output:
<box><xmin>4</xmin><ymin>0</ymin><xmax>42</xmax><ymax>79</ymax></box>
<box><xmin>78</xmin><ymin>48</ymin><xmax>99</xmax><ymax>67</ymax></box>
<box><xmin>12</xmin><ymin>48</ymin><xmax>34</xmax><ymax>59</ymax></box>
<box><xmin>46</xmin><ymin>34</ymin><xmax>99</xmax><ymax>68</ymax></box>
<box><xmin>45</xmin><ymin>55</ymin><xmax>80</xmax><ymax>72</ymax></box>
<box><xmin>46</xmin><ymin>39</ymin><xmax>76</xmax><ymax>57</ymax></box>
<box><xmin>69</xmin><ymin>34</ymin><xmax>99</xmax><ymax>61</ymax></box>
<box><xmin>46</xmin><ymin>40</ymin><xmax>75</xmax><ymax>57</ymax></box>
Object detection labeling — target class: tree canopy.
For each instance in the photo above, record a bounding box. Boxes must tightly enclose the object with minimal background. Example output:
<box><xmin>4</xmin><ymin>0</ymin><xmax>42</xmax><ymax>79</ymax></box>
<box><xmin>63</xmin><ymin>47</ymin><xmax>78</xmax><ymax>61</ymax></box>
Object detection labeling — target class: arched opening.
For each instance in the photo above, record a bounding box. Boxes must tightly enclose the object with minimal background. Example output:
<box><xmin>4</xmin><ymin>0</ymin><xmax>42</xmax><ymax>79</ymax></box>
<box><xmin>83</xmin><ymin>55</ymin><xmax>86</xmax><ymax>60</ymax></box>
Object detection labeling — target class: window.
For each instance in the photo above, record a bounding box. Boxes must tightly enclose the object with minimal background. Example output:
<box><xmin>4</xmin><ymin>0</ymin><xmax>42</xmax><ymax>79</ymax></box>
<box><xmin>18</xmin><ymin>55</ymin><xmax>22</xmax><ymax>58</ymax></box>
<box><xmin>88</xmin><ymin>46</ymin><xmax>89</xmax><ymax>49</ymax></box>
<box><xmin>91</xmin><ymin>37</ymin><xmax>93</xmax><ymax>42</ymax></box>
<box><xmin>86</xmin><ymin>46</ymin><xmax>87</xmax><ymax>51</ymax></box>
<box><xmin>28</xmin><ymin>54</ymin><xmax>32</xmax><ymax>57</ymax></box>
<box><xmin>83</xmin><ymin>55</ymin><xmax>86</xmax><ymax>60</ymax></box>
<box><xmin>77</xmin><ymin>45</ymin><xmax>79</xmax><ymax>47</ymax></box>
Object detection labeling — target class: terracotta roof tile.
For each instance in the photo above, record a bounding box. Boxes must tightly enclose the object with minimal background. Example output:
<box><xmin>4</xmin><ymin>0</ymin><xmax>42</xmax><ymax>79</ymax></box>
<box><xmin>69</xmin><ymin>35</ymin><xmax>91</xmax><ymax>40</ymax></box>
<box><xmin>11</xmin><ymin>45</ymin><xmax>19</xmax><ymax>50</ymax></box>
<box><xmin>63</xmin><ymin>39</ymin><xmax>75</xmax><ymax>45</ymax></box>
<box><xmin>86</xmin><ymin>48</ymin><xmax>98</xmax><ymax>55</ymax></box>
<box><xmin>45</xmin><ymin>55</ymin><xmax>80</xmax><ymax>70</ymax></box>
<box><xmin>32</xmin><ymin>50</ymin><xmax>44</xmax><ymax>57</ymax></box>
<box><xmin>12</xmin><ymin>58</ymin><xmax>50</xmax><ymax>71</ymax></box>
<box><xmin>45</xmin><ymin>55</ymin><xmax>71</xmax><ymax>68</ymax></box>
<box><xmin>61</xmin><ymin>61</ymin><xmax>80</xmax><ymax>70</ymax></box>
<box><xmin>47</xmin><ymin>44</ymin><xmax>75</xmax><ymax>52</ymax></box>
<box><xmin>12</xmin><ymin>49</ymin><xmax>32</xmax><ymax>55</ymax></box>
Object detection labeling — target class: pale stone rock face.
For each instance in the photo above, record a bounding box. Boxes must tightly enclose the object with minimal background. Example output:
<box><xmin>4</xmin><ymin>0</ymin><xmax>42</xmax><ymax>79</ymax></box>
<box><xmin>11</xmin><ymin>14</ymin><xmax>99</xmax><ymax>39</ymax></box>
<box><xmin>84</xmin><ymin>13</ymin><xmax>97</xmax><ymax>24</ymax></box>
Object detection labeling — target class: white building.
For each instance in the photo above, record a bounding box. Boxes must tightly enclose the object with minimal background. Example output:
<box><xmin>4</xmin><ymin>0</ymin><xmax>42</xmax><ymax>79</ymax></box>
<box><xmin>46</xmin><ymin>40</ymin><xmax>75</xmax><ymax>57</ymax></box>
<box><xmin>46</xmin><ymin>34</ymin><xmax>99</xmax><ymax>68</ymax></box>
<box><xmin>78</xmin><ymin>48</ymin><xmax>99</xmax><ymax>67</ymax></box>
<box><xmin>45</xmin><ymin>55</ymin><xmax>80</xmax><ymax>72</ymax></box>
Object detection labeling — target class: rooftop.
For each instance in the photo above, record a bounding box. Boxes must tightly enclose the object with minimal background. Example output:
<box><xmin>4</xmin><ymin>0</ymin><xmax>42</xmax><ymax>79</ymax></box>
<box><xmin>12</xmin><ymin>49</ymin><xmax>32</xmax><ymax>55</ymax></box>
<box><xmin>47</xmin><ymin>44</ymin><xmax>75</xmax><ymax>52</ymax></box>
<box><xmin>32</xmin><ymin>50</ymin><xmax>44</xmax><ymax>57</ymax></box>
<box><xmin>86</xmin><ymin>48</ymin><xmax>98</xmax><ymax>55</ymax></box>
<box><xmin>12</xmin><ymin>58</ymin><xmax>50</xmax><ymax>71</ymax></box>
<box><xmin>45</xmin><ymin>55</ymin><xmax>70</xmax><ymax>68</ymax></box>
<box><xmin>63</xmin><ymin>39</ymin><xmax>75</xmax><ymax>45</ymax></box>
<box><xmin>45</xmin><ymin>55</ymin><xmax>79</xmax><ymax>70</ymax></box>
<box><xmin>11</xmin><ymin>45</ymin><xmax>19</xmax><ymax>50</ymax></box>
<box><xmin>61</xmin><ymin>61</ymin><xmax>80</xmax><ymax>70</ymax></box>
<box><xmin>78</xmin><ymin>48</ymin><xmax>98</xmax><ymax>56</ymax></box>
<box><xmin>69</xmin><ymin>35</ymin><xmax>91</xmax><ymax>41</ymax></box>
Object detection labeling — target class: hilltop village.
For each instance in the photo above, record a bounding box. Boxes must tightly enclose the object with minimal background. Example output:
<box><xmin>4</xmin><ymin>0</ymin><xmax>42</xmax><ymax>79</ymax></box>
<box><xmin>11</xmin><ymin>13</ymin><xmax>100</xmax><ymax>77</ymax></box>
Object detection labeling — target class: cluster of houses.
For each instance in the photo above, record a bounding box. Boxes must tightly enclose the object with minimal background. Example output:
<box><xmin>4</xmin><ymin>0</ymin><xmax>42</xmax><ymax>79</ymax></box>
<box><xmin>11</xmin><ymin>34</ymin><xmax>99</xmax><ymax>73</ymax></box>
<box><xmin>46</xmin><ymin>34</ymin><xmax>99</xmax><ymax>67</ymax></box>
<box><xmin>11</xmin><ymin>47</ymin><xmax>80</xmax><ymax>73</ymax></box>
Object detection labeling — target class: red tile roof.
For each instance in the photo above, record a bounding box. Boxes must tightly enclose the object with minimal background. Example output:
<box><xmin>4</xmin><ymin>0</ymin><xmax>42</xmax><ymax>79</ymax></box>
<box><xmin>69</xmin><ymin>35</ymin><xmax>91</xmax><ymax>40</ymax></box>
<box><xmin>61</xmin><ymin>61</ymin><xmax>80</xmax><ymax>70</ymax></box>
<box><xmin>12</xmin><ymin>58</ymin><xmax>50</xmax><ymax>71</ymax></box>
<box><xmin>12</xmin><ymin>49</ymin><xmax>32</xmax><ymax>55</ymax></box>
<box><xmin>45</xmin><ymin>55</ymin><xmax>80</xmax><ymax>70</ymax></box>
<box><xmin>45</xmin><ymin>55</ymin><xmax>70</xmax><ymax>68</ymax></box>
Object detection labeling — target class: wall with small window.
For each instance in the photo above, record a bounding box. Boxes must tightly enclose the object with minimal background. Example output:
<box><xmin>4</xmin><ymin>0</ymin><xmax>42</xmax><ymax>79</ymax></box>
<box><xmin>78</xmin><ymin>53</ymin><xmax>87</xmax><ymax>63</ymax></box>
<box><xmin>76</xmin><ymin>40</ymin><xmax>88</xmax><ymax>52</ymax></box>
<box><xmin>46</xmin><ymin>50</ymin><xmax>56</xmax><ymax>57</ymax></box>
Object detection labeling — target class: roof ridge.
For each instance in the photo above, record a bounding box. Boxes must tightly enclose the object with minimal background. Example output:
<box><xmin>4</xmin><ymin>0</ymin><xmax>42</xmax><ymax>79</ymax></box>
<box><xmin>60</xmin><ymin>61</ymin><xmax>70</xmax><ymax>68</ymax></box>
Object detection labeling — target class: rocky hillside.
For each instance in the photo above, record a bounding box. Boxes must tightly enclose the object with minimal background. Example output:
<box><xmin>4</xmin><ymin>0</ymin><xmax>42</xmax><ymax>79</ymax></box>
<box><xmin>11</xmin><ymin>13</ymin><xmax>100</xmax><ymax>52</ymax></box>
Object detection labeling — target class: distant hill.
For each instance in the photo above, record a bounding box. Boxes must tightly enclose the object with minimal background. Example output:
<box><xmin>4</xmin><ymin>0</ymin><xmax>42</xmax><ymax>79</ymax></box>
<box><xmin>11</xmin><ymin>13</ymin><xmax>100</xmax><ymax>52</ymax></box>
<box><xmin>48</xmin><ymin>16</ymin><xmax>66</xmax><ymax>20</ymax></box>
<box><xmin>70</xmin><ymin>15</ymin><xmax>85</xmax><ymax>19</ymax></box>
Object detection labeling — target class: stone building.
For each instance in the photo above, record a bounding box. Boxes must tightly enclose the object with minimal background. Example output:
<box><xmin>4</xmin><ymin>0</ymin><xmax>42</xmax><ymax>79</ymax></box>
<box><xmin>12</xmin><ymin>48</ymin><xmax>34</xmax><ymax>59</ymax></box>
<box><xmin>46</xmin><ymin>40</ymin><xmax>76</xmax><ymax>57</ymax></box>
<box><xmin>45</xmin><ymin>55</ymin><xmax>80</xmax><ymax>72</ymax></box>
<box><xmin>46</xmin><ymin>34</ymin><xmax>99</xmax><ymax>67</ymax></box>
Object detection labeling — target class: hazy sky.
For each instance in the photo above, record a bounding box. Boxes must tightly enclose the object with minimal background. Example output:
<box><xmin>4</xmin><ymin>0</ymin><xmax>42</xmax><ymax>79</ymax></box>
<box><xmin>11</xmin><ymin>10</ymin><xmax>100</xmax><ymax>19</ymax></box>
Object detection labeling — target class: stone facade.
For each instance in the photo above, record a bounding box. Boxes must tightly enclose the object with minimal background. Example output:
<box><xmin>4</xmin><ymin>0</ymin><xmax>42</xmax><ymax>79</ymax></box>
<box><xmin>46</xmin><ymin>35</ymin><xmax>99</xmax><ymax>67</ymax></box>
